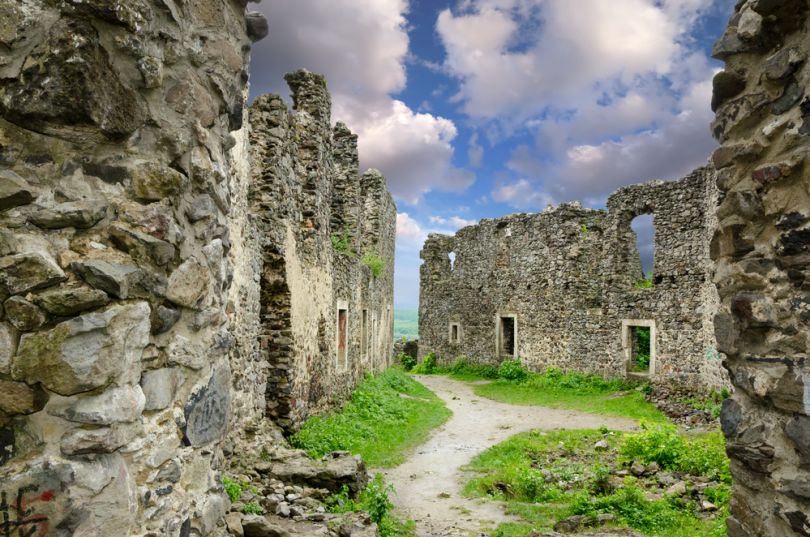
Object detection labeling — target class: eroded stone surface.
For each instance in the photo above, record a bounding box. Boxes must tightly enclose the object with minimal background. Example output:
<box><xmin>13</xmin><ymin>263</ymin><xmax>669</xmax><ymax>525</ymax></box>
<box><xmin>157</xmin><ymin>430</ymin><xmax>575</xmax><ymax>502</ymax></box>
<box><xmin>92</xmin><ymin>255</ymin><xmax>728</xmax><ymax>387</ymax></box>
<box><xmin>712</xmin><ymin>1</ymin><xmax>810</xmax><ymax>533</ymax></box>
<box><xmin>12</xmin><ymin>302</ymin><xmax>150</xmax><ymax>396</ymax></box>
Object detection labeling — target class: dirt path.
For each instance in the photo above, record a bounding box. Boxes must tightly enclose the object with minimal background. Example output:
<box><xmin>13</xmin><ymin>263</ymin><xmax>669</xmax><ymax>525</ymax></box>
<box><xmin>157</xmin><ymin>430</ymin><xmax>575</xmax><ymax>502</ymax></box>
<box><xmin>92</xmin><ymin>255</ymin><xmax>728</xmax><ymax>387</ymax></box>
<box><xmin>379</xmin><ymin>375</ymin><xmax>640</xmax><ymax>537</ymax></box>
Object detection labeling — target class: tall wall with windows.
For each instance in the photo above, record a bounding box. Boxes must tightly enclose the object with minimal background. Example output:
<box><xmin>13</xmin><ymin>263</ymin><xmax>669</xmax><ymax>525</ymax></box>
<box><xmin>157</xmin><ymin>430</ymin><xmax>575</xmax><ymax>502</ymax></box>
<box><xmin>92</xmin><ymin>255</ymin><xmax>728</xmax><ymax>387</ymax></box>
<box><xmin>419</xmin><ymin>168</ymin><xmax>727</xmax><ymax>390</ymax></box>
<box><xmin>248</xmin><ymin>71</ymin><xmax>396</xmax><ymax>431</ymax></box>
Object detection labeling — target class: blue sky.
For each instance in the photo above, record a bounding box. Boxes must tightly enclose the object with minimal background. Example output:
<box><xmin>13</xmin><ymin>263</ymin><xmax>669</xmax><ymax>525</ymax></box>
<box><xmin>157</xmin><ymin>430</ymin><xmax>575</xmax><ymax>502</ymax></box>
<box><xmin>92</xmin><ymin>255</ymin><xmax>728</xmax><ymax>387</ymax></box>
<box><xmin>250</xmin><ymin>0</ymin><xmax>736</xmax><ymax>309</ymax></box>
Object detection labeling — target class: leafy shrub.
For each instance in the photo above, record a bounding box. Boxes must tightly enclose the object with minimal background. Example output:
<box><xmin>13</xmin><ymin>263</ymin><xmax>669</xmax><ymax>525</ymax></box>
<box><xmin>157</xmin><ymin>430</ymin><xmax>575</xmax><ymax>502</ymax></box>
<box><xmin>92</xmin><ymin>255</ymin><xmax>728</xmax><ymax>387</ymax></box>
<box><xmin>498</xmin><ymin>359</ymin><xmax>528</xmax><ymax>381</ymax></box>
<box><xmin>327</xmin><ymin>476</ymin><xmax>401</xmax><ymax>537</ymax></box>
<box><xmin>620</xmin><ymin>422</ymin><xmax>686</xmax><ymax>468</ymax></box>
<box><xmin>398</xmin><ymin>352</ymin><xmax>416</xmax><ymax>371</ymax></box>
<box><xmin>222</xmin><ymin>476</ymin><xmax>243</xmax><ymax>503</ymax></box>
<box><xmin>242</xmin><ymin>502</ymin><xmax>263</xmax><ymax>514</ymax></box>
<box><xmin>449</xmin><ymin>359</ymin><xmax>499</xmax><ymax>379</ymax></box>
<box><xmin>572</xmin><ymin>477</ymin><xmax>685</xmax><ymax>532</ymax></box>
<box><xmin>361</xmin><ymin>474</ymin><xmax>394</xmax><ymax>524</ymax></box>
<box><xmin>589</xmin><ymin>463</ymin><xmax>613</xmax><ymax>495</ymax></box>
<box><xmin>361</xmin><ymin>251</ymin><xmax>387</xmax><ymax>277</ymax></box>
<box><xmin>412</xmin><ymin>352</ymin><xmax>437</xmax><ymax>374</ymax></box>
<box><xmin>620</xmin><ymin>422</ymin><xmax>731</xmax><ymax>483</ymax></box>
<box><xmin>527</xmin><ymin>367</ymin><xmax>634</xmax><ymax>394</ymax></box>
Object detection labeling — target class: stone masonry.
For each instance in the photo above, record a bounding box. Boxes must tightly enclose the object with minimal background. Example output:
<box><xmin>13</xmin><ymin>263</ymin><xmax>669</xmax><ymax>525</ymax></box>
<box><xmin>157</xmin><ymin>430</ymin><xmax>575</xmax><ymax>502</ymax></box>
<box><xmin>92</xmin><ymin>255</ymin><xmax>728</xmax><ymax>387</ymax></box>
<box><xmin>711</xmin><ymin>0</ymin><xmax>810</xmax><ymax>535</ymax></box>
<box><xmin>248</xmin><ymin>72</ymin><xmax>396</xmax><ymax>431</ymax></box>
<box><xmin>0</xmin><ymin>2</ymin><xmax>395</xmax><ymax>536</ymax></box>
<box><xmin>420</xmin><ymin>168</ymin><xmax>728</xmax><ymax>391</ymax></box>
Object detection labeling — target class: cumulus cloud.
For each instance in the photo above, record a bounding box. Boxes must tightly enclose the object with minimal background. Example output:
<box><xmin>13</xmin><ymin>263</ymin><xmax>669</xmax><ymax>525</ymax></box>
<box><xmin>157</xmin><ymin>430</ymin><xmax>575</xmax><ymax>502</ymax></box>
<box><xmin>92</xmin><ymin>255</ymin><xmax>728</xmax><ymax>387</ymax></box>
<box><xmin>396</xmin><ymin>213</ymin><xmax>427</xmax><ymax>244</ymax></box>
<box><xmin>437</xmin><ymin>0</ymin><xmax>721</xmax><ymax>206</ymax></box>
<box><xmin>492</xmin><ymin>179</ymin><xmax>556</xmax><ymax>210</ymax></box>
<box><xmin>251</xmin><ymin>0</ymin><xmax>473</xmax><ymax>204</ymax></box>
<box><xmin>429</xmin><ymin>215</ymin><xmax>477</xmax><ymax>228</ymax></box>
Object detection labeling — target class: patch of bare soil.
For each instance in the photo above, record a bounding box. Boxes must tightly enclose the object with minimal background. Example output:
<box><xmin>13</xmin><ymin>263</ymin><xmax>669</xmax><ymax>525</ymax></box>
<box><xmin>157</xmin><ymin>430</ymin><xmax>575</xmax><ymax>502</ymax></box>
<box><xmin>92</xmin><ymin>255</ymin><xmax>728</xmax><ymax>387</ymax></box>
<box><xmin>379</xmin><ymin>375</ymin><xmax>640</xmax><ymax>537</ymax></box>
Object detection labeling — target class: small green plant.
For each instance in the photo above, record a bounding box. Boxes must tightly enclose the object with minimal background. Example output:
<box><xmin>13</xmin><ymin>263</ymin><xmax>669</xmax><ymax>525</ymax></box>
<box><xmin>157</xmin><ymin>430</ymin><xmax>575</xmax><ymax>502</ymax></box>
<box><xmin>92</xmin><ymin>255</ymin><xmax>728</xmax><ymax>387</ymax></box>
<box><xmin>331</xmin><ymin>228</ymin><xmax>355</xmax><ymax>257</ymax></box>
<box><xmin>497</xmin><ymin>359</ymin><xmax>528</xmax><ymax>381</ymax></box>
<box><xmin>242</xmin><ymin>502</ymin><xmax>264</xmax><ymax>515</ymax></box>
<box><xmin>222</xmin><ymin>476</ymin><xmax>243</xmax><ymax>503</ymax></box>
<box><xmin>398</xmin><ymin>352</ymin><xmax>417</xmax><ymax>371</ymax></box>
<box><xmin>326</xmin><ymin>484</ymin><xmax>361</xmax><ymax>513</ymax></box>
<box><xmin>581</xmin><ymin>223</ymin><xmax>588</xmax><ymax>238</ymax></box>
<box><xmin>361</xmin><ymin>250</ymin><xmax>387</xmax><ymax>277</ymax></box>
<box><xmin>634</xmin><ymin>272</ymin><xmax>654</xmax><ymax>289</ymax></box>
<box><xmin>360</xmin><ymin>474</ymin><xmax>394</xmax><ymax>525</ymax></box>
<box><xmin>412</xmin><ymin>352</ymin><xmax>437</xmax><ymax>374</ymax></box>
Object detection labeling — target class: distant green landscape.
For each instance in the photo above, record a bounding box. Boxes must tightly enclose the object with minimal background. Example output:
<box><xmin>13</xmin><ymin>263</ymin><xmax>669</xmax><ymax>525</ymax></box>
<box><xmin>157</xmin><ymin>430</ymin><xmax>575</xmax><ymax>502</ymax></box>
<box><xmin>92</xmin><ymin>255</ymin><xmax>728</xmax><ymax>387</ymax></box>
<box><xmin>394</xmin><ymin>309</ymin><xmax>418</xmax><ymax>340</ymax></box>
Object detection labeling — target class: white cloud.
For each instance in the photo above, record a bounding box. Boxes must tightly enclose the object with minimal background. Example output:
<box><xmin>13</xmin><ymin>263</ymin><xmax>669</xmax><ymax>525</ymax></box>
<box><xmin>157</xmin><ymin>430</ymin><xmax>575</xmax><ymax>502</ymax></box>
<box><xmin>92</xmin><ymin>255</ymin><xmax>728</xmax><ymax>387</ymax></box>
<box><xmin>467</xmin><ymin>132</ymin><xmax>484</xmax><ymax>168</ymax></box>
<box><xmin>492</xmin><ymin>179</ymin><xmax>555</xmax><ymax>210</ymax></box>
<box><xmin>251</xmin><ymin>0</ymin><xmax>473</xmax><ymax>204</ymax></box>
<box><xmin>396</xmin><ymin>213</ymin><xmax>426</xmax><ymax>244</ymax></box>
<box><xmin>429</xmin><ymin>215</ymin><xmax>477</xmax><ymax>228</ymax></box>
<box><xmin>439</xmin><ymin>0</ymin><xmax>720</xmax><ymax>207</ymax></box>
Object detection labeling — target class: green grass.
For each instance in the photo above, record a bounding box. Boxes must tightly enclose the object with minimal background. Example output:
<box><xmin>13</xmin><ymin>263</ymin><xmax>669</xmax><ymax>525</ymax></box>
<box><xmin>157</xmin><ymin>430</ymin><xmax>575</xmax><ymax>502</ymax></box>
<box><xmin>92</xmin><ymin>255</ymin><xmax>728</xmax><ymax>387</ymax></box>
<box><xmin>474</xmin><ymin>381</ymin><xmax>667</xmax><ymax>423</ymax></box>
<box><xmin>426</xmin><ymin>361</ymin><xmax>668</xmax><ymax>423</ymax></box>
<box><xmin>464</xmin><ymin>429</ymin><xmax>730</xmax><ymax>537</ymax></box>
<box><xmin>291</xmin><ymin>368</ymin><xmax>451</xmax><ymax>467</ymax></box>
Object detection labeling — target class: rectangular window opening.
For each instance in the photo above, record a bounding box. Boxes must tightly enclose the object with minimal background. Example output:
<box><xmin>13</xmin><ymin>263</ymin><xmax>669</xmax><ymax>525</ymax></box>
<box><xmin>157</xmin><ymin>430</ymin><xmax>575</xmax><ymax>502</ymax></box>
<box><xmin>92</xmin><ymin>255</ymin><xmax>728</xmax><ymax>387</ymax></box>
<box><xmin>361</xmin><ymin>309</ymin><xmax>368</xmax><ymax>356</ymax></box>
<box><xmin>498</xmin><ymin>316</ymin><xmax>516</xmax><ymax>357</ymax></box>
<box><xmin>449</xmin><ymin>323</ymin><xmax>460</xmax><ymax>344</ymax></box>
<box><xmin>337</xmin><ymin>307</ymin><xmax>348</xmax><ymax>366</ymax></box>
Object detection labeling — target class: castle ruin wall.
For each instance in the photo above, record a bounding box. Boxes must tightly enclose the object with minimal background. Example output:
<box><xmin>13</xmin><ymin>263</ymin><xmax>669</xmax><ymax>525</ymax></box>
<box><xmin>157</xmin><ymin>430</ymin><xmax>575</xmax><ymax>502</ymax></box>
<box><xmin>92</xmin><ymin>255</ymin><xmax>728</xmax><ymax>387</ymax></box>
<box><xmin>420</xmin><ymin>167</ymin><xmax>727</xmax><ymax>390</ymax></box>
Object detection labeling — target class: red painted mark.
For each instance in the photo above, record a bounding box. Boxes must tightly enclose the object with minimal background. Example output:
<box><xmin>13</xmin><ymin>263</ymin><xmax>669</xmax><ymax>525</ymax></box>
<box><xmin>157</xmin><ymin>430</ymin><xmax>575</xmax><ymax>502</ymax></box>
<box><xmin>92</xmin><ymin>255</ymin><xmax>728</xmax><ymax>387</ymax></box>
<box><xmin>38</xmin><ymin>491</ymin><xmax>54</xmax><ymax>502</ymax></box>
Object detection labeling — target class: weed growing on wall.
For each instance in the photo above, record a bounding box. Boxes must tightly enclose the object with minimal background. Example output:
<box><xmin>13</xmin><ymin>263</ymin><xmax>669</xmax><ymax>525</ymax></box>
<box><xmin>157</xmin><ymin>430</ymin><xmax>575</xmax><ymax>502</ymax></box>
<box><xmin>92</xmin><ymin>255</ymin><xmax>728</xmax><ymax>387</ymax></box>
<box><xmin>291</xmin><ymin>368</ymin><xmax>451</xmax><ymax>467</ymax></box>
<box><xmin>634</xmin><ymin>272</ymin><xmax>654</xmax><ymax>289</ymax></box>
<box><xmin>361</xmin><ymin>250</ymin><xmax>387</xmax><ymax>277</ymax></box>
<box><xmin>331</xmin><ymin>228</ymin><xmax>355</xmax><ymax>256</ymax></box>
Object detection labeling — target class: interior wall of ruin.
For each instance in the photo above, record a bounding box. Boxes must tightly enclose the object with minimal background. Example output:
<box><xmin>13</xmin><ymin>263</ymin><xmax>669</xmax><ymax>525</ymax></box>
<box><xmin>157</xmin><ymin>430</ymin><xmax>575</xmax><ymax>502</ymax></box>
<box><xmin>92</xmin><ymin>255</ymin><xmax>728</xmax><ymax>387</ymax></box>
<box><xmin>249</xmin><ymin>72</ymin><xmax>396</xmax><ymax>432</ymax></box>
<box><xmin>419</xmin><ymin>168</ymin><xmax>727</xmax><ymax>390</ymax></box>
<box><xmin>0</xmin><ymin>1</ymin><xmax>263</xmax><ymax>534</ymax></box>
<box><xmin>711</xmin><ymin>0</ymin><xmax>810</xmax><ymax>534</ymax></box>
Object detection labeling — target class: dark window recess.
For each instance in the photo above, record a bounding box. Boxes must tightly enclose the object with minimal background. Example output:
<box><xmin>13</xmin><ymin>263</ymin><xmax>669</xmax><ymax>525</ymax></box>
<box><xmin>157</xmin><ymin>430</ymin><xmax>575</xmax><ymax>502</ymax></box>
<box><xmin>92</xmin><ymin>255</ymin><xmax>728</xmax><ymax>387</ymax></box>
<box><xmin>500</xmin><ymin>316</ymin><xmax>516</xmax><ymax>356</ymax></box>
<box><xmin>338</xmin><ymin>308</ymin><xmax>348</xmax><ymax>365</ymax></box>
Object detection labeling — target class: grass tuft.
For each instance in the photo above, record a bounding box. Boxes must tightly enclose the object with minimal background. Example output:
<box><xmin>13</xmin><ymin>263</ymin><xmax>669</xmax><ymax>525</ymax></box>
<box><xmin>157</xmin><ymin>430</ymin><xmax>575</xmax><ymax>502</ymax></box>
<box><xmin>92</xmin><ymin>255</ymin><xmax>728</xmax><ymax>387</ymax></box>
<box><xmin>290</xmin><ymin>368</ymin><xmax>451</xmax><ymax>467</ymax></box>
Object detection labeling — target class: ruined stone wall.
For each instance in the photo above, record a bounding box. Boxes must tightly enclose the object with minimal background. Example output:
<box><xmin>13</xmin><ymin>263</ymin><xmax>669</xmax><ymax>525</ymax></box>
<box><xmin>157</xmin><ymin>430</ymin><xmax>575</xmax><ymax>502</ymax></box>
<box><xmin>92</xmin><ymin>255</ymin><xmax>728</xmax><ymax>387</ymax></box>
<box><xmin>0</xmin><ymin>1</ymin><xmax>267</xmax><ymax>535</ymax></box>
<box><xmin>420</xmin><ymin>169</ymin><xmax>726</xmax><ymax>390</ymax></box>
<box><xmin>711</xmin><ymin>0</ymin><xmax>810</xmax><ymax>534</ymax></box>
<box><xmin>249</xmin><ymin>72</ymin><xmax>396</xmax><ymax>432</ymax></box>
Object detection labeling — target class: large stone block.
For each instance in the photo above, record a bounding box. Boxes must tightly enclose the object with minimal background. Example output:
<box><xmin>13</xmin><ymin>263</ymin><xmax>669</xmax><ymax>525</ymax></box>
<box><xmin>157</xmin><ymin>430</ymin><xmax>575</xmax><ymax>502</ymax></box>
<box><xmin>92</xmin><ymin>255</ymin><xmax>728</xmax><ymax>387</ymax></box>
<box><xmin>0</xmin><ymin>252</ymin><xmax>66</xmax><ymax>296</ymax></box>
<box><xmin>53</xmin><ymin>385</ymin><xmax>146</xmax><ymax>425</ymax></box>
<box><xmin>0</xmin><ymin>322</ymin><xmax>17</xmax><ymax>374</ymax></box>
<box><xmin>31</xmin><ymin>283</ymin><xmax>109</xmax><ymax>316</ymax></box>
<box><xmin>183</xmin><ymin>367</ymin><xmax>229</xmax><ymax>447</ymax></box>
<box><xmin>12</xmin><ymin>302</ymin><xmax>150</xmax><ymax>396</ymax></box>
<box><xmin>29</xmin><ymin>200</ymin><xmax>107</xmax><ymax>229</ymax></box>
<box><xmin>166</xmin><ymin>257</ymin><xmax>210</xmax><ymax>308</ymax></box>
<box><xmin>0</xmin><ymin>170</ymin><xmax>35</xmax><ymax>211</ymax></box>
<box><xmin>0</xmin><ymin>18</ymin><xmax>146</xmax><ymax>138</ymax></box>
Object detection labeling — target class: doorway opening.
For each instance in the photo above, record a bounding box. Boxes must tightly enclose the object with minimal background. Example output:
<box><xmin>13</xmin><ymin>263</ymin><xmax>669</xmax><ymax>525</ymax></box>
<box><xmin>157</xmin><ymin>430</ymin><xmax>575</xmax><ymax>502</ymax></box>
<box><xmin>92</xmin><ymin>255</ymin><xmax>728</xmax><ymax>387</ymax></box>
<box><xmin>622</xmin><ymin>320</ymin><xmax>655</xmax><ymax>376</ymax></box>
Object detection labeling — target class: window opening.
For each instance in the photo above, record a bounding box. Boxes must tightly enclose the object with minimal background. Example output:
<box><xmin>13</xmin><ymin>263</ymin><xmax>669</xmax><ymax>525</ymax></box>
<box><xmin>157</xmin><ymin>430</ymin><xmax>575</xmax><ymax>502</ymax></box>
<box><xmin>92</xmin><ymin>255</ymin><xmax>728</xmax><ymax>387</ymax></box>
<box><xmin>498</xmin><ymin>316</ymin><xmax>516</xmax><ymax>357</ymax></box>
<box><xmin>337</xmin><ymin>307</ymin><xmax>348</xmax><ymax>366</ymax></box>
<box><xmin>448</xmin><ymin>251</ymin><xmax>456</xmax><ymax>271</ymax></box>
<box><xmin>630</xmin><ymin>214</ymin><xmax>654</xmax><ymax>287</ymax></box>
<box><xmin>449</xmin><ymin>323</ymin><xmax>460</xmax><ymax>344</ymax></box>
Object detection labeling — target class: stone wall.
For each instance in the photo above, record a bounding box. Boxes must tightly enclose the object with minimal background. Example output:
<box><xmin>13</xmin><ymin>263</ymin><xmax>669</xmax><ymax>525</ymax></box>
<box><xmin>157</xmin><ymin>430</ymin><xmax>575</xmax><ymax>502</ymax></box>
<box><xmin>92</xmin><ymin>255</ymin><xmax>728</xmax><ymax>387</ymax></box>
<box><xmin>711</xmin><ymin>0</ymin><xmax>810</xmax><ymax>535</ymax></box>
<box><xmin>420</xmin><ymin>168</ymin><xmax>727</xmax><ymax>390</ymax></box>
<box><xmin>0</xmin><ymin>1</ymin><xmax>261</xmax><ymax>535</ymax></box>
<box><xmin>248</xmin><ymin>72</ymin><xmax>396</xmax><ymax>431</ymax></box>
<box><xmin>0</xmin><ymin>2</ymin><xmax>396</xmax><ymax>536</ymax></box>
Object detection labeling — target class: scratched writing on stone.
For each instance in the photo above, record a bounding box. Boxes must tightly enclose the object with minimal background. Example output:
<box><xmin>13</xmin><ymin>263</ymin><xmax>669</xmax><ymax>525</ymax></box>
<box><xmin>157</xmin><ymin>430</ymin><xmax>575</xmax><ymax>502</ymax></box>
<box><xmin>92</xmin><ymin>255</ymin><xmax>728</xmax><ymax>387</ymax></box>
<box><xmin>0</xmin><ymin>485</ymin><xmax>53</xmax><ymax>537</ymax></box>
